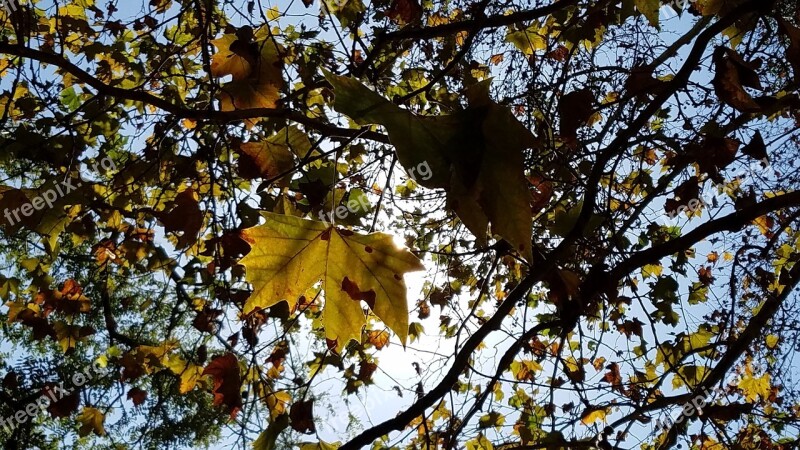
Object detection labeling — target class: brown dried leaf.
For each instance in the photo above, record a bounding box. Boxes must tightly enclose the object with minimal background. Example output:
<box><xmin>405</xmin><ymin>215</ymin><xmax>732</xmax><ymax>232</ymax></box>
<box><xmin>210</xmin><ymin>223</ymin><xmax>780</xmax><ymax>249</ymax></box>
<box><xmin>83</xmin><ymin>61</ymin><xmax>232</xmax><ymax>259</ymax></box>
<box><xmin>712</xmin><ymin>47</ymin><xmax>763</xmax><ymax>112</ymax></box>
<box><xmin>387</xmin><ymin>0</ymin><xmax>422</xmax><ymax>25</ymax></box>
<box><xmin>545</xmin><ymin>45</ymin><xmax>569</xmax><ymax>62</ymax></box>
<box><xmin>625</xmin><ymin>66</ymin><xmax>667</xmax><ymax>98</ymax></box>
<box><xmin>665</xmin><ymin>177</ymin><xmax>700</xmax><ymax>215</ymax></box>
<box><xmin>616</xmin><ymin>319</ymin><xmax>643</xmax><ymax>338</ymax></box>
<box><xmin>127</xmin><ymin>387</ymin><xmax>147</xmax><ymax>406</ymax></box>
<box><xmin>742</xmin><ymin>131</ymin><xmax>768</xmax><ymax>162</ymax></box>
<box><xmin>367</xmin><ymin>330</ymin><xmax>390</xmax><ymax>350</ymax></box>
<box><xmin>203</xmin><ymin>353</ymin><xmax>243</xmax><ymax>418</ymax></box>
<box><xmin>192</xmin><ymin>306</ymin><xmax>223</xmax><ymax>333</ymax></box>
<box><xmin>45</xmin><ymin>384</ymin><xmax>80</xmax><ymax>418</ymax></box>
<box><xmin>156</xmin><ymin>189</ymin><xmax>203</xmax><ymax>249</ymax></box>
<box><xmin>290</xmin><ymin>399</ymin><xmax>316</xmax><ymax>434</ymax></box>
<box><xmin>358</xmin><ymin>361</ymin><xmax>377</xmax><ymax>381</ymax></box>
<box><xmin>694</xmin><ymin>136</ymin><xmax>741</xmax><ymax>181</ymax></box>
<box><xmin>558</xmin><ymin>89</ymin><xmax>595</xmax><ymax>143</ymax></box>
<box><xmin>601</xmin><ymin>362</ymin><xmax>622</xmax><ymax>386</ymax></box>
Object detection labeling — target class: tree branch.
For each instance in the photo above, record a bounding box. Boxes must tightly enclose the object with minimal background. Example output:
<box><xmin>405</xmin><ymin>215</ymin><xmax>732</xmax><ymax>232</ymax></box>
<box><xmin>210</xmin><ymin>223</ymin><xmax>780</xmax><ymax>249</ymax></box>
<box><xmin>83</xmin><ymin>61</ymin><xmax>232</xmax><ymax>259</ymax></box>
<box><xmin>355</xmin><ymin>0</ymin><xmax>580</xmax><ymax>78</ymax></box>
<box><xmin>382</xmin><ymin>0</ymin><xmax>581</xmax><ymax>42</ymax></box>
<box><xmin>446</xmin><ymin>320</ymin><xmax>561</xmax><ymax>449</ymax></box>
<box><xmin>339</xmin><ymin>261</ymin><xmax>560</xmax><ymax>449</ymax></box>
<box><xmin>657</xmin><ymin>259</ymin><xmax>800</xmax><ymax>449</ymax></box>
<box><xmin>566</xmin><ymin>0</ymin><xmax>772</xmax><ymax>245</ymax></box>
<box><xmin>0</xmin><ymin>42</ymin><xmax>389</xmax><ymax>143</ymax></box>
<box><xmin>612</xmin><ymin>191</ymin><xmax>800</xmax><ymax>278</ymax></box>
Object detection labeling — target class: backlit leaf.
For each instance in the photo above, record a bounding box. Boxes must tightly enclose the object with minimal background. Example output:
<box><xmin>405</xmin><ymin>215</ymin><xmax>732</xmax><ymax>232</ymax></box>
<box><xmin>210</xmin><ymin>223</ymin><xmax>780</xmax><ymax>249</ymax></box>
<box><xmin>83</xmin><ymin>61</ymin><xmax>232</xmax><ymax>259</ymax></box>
<box><xmin>240</xmin><ymin>212</ymin><xmax>424</xmax><ymax>351</ymax></box>
<box><xmin>634</xmin><ymin>0</ymin><xmax>660</xmax><ymax>28</ymax></box>
<box><xmin>580</xmin><ymin>407</ymin><xmax>608</xmax><ymax>425</ymax></box>
<box><xmin>77</xmin><ymin>407</ymin><xmax>106</xmax><ymax>437</ymax></box>
<box><xmin>738</xmin><ymin>371</ymin><xmax>770</xmax><ymax>402</ymax></box>
<box><xmin>203</xmin><ymin>353</ymin><xmax>243</xmax><ymax>418</ymax></box>
<box><xmin>712</xmin><ymin>47</ymin><xmax>763</xmax><ymax>113</ymax></box>
<box><xmin>325</xmin><ymin>72</ymin><xmax>536</xmax><ymax>261</ymax></box>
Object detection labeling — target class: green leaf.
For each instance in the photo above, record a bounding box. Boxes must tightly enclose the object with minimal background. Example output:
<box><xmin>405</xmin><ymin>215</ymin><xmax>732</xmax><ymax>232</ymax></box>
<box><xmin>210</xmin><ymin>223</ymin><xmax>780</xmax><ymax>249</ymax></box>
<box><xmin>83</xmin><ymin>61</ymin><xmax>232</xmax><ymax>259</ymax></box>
<box><xmin>673</xmin><ymin>365</ymin><xmax>708</xmax><ymax>389</ymax></box>
<box><xmin>635</xmin><ymin>0</ymin><xmax>661</xmax><ymax>28</ymax></box>
<box><xmin>323</xmin><ymin>70</ymin><xmax>453</xmax><ymax>188</ymax></box>
<box><xmin>253</xmin><ymin>414</ymin><xmax>290</xmax><ymax>450</ymax></box>
<box><xmin>478</xmin><ymin>411</ymin><xmax>505</xmax><ymax>429</ymax></box>
<box><xmin>651</xmin><ymin>276</ymin><xmax>680</xmax><ymax>326</ymax></box>
<box><xmin>408</xmin><ymin>321</ymin><xmax>425</xmax><ymax>343</ymax></box>
<box><xmin>466</xmin><ymin>434</ymin><xmax>494</xmax><ymax>450</ymax></box>
<box><xmin>325</xmin><ymin>72</ymin><xmax>537</xmax><ymax>261</ymax></box>
<box><xmin>551</xmin><ymin>202</ymin><xmax>604</xmax><ymax>238</ymax></box>
<box><xmin>688</xmin><ymin>282</ymin><xmax>709</xmax><ymax>304</ymax></box>
<box><xmin>60</xmin><ymin>87</ymin><xmax>81</xmax><ymax>111</ymax></box>
<box><xmin>321</xmin><ymin>0</ymin><xmax>365</xmax><ymax>27</ymax></box>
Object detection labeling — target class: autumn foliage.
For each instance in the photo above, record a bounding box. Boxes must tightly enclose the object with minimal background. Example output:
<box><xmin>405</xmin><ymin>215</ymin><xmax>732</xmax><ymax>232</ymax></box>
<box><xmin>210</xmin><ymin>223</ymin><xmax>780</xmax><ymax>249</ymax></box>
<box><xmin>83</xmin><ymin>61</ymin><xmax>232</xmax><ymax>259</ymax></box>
<box><xmin>1</xmin><ymin>0</ymin><xmax>800</xmax><ymax>449</ymax></box>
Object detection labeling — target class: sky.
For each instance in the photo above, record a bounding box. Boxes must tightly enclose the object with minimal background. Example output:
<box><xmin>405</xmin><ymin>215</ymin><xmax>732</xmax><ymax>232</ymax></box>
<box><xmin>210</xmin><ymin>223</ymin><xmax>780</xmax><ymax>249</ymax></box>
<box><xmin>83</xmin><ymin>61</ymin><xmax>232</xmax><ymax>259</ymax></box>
<box><xmin>2</xmin><ymin>0</ymin><xmax>798</xmax><ymax>449</ymax></box>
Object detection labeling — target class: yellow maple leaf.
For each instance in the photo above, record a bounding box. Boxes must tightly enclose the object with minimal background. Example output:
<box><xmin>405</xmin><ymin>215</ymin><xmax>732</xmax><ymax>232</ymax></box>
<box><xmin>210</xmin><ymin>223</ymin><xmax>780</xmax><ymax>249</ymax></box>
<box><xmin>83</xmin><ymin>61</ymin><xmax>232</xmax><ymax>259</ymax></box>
<box><xmin>592</xmin><ymin>357</ymin><xmax>607</xmax><ymax>371</ymax></box>
<box><xmin>299</xmin><ymin>441</ymin><xmax>340</xmax><ymax>450</ymax></box>
<box><xmin>766</xmin><ymin>334</ymin><xmax>779</xmax><ymax>349</ymax></box>
<box><xmin>738</xmin><ymin>370</ymin><xmax>771</xmax><ymax>402</ymax></box>
<box><xmin>509</xmin><ymin>359</ymin><xmax>543</xmax><ymax>381</ymax></box>
<box><xmin>218</xmin><ymin>81</ymin><xmax>280</xmax><ymax>111</ymax></box>
<box><xmin>165</xmin><ymin>354</ymin><xmax>205</xmax><ymax>393</ymax></box>
<box><xmin>580</xmin><ymin>407</ymin><xmax>608</xmax><ymax>425</ymax></box>
<box><xmin>642</xmin><ymin>263</ymin><xmax>663</xmax><ymax>279</ymax></box>
<box><xmin>210</xmin><ymin>34</ymin><xmax>254</xmax><ymax>80</ymax></box>
<box><xmin>77</xmin><ymin>407</ymin><xmax>106</xmax><ymax>437</ymax></box>
<box><xmin>265</xmin><ymin>390</ymin><xmax>291</xmax><ymax>420</ymax></box>
<box><xmin>136</xmin><ymin>341</ymin><xmax>178</xmax><ymax>363</ymax></box>
<box><xmin>724</xmin><ymin>25</ymin><xmax>744</xmax><ymax>48</ymax></box>
<box><xmin>753</xmin><ymin>215</ymin><xmax>773</xmax><ymax>237</ymax></box>
<box><xmin>700</xmin><ymin>437</ymin><xmax>721</xmax><ymax>449</ymax></box>
<box><xmin>212</xmin><ymin>34</ymin><xmax>284</xmax><ymax>128</ymax></box>
<box><xmin>505</xmin><ymin>25</ymin><xmax>547</xmax><ymax>56</ymax></box>
<box><xmin>240</xmin><ymin>212</ymin><xmax>424</xmax><ymax>351</ymax></box>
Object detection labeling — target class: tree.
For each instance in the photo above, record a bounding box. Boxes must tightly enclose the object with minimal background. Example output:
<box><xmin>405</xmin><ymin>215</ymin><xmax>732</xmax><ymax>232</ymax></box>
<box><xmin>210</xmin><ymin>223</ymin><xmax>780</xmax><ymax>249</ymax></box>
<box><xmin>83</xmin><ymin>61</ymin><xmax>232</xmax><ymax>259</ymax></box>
<box><xmin>1</xmin><ymin>0</ymin><xmax>800</xmax><ymax>448</ymax></box>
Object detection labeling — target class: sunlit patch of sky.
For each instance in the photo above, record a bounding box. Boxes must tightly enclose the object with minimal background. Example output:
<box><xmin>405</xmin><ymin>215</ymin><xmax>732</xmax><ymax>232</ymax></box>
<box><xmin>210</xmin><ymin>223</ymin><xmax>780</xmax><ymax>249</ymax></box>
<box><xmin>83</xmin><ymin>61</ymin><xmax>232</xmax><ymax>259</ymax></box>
<box><xmin>1</xmin><ymin>0</ymin><xmax>798</xmax><ymax>448</ymax></box>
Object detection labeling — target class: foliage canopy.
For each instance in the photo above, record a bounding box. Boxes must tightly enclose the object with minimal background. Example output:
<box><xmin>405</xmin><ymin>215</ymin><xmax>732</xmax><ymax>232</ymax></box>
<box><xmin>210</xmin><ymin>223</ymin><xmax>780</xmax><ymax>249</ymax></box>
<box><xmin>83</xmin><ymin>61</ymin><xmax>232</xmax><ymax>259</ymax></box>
<box><xmin>1</xmin><ymin>0</ymin><xmax>800</xmax><ymax>449</ymax></box>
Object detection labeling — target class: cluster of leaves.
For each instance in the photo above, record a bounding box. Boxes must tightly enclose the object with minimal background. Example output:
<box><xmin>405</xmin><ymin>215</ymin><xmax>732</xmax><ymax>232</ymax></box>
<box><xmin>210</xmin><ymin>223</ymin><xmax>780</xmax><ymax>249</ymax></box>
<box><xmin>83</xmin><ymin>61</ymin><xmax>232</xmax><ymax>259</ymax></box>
<box><xmin>1</xmin><ymin>0</ymin><xmax>800</xmax><ymax>449</ymax></box>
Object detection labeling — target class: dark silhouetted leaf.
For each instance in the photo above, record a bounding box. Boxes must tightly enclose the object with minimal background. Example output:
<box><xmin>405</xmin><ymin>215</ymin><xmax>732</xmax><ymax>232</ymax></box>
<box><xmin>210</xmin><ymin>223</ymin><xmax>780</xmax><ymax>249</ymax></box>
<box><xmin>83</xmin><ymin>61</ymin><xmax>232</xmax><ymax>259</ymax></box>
<box><xmin>203</xmin><ymin>353</ymin><xmax>243</xmax><ymax>418</ymax></box>
<box><xmin>290</xmin><ymin>399</ymin><xmax>316</xmax><ymax>434</ymax></box>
